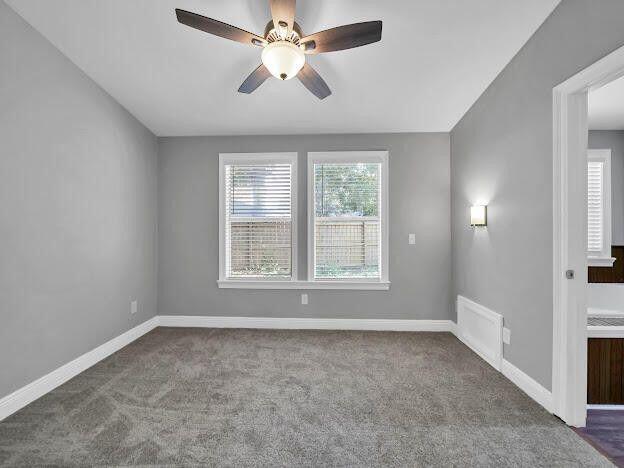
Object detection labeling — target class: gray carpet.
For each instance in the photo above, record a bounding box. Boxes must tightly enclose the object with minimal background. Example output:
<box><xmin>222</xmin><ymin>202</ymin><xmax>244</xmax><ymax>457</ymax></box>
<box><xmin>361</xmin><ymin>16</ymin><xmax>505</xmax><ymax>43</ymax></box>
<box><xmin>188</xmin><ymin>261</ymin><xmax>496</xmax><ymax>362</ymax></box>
<box><xmin>0</xmin><ymin>328</ymin><xmax>611</xmax><ymax>467</ymax></box>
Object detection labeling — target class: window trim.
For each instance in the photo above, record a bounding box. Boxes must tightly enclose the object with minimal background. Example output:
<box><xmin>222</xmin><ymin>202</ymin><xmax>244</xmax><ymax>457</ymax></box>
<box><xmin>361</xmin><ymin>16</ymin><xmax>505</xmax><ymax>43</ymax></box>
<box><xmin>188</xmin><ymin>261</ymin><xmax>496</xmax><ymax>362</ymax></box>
<box><xmin>587</xmin><ymin>149</ymin><xmax>615</xmax><ymax>267</ymax></box>
<box><xmin>216</xmin><ymin>280</ymin><xmax>390</xmax><ymax>290</ymax></box>
<box><xmin>218</xmin><ymin>152</ymin><xmax>298</xmax><ymax>283</ymax></box>
<box><xmin>307</xmin><ymin>151</ymin><xmax>390</xmax><ymax>284</ymax></box>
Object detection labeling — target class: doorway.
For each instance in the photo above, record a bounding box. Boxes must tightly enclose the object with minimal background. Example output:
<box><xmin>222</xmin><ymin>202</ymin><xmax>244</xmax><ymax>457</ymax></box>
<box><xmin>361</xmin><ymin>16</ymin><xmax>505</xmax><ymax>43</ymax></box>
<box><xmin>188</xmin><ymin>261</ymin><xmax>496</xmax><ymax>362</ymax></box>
<box><xmin>553</xmin><ymin>44</ymin><xmax>624</xmax><ymax>428</ymax></box>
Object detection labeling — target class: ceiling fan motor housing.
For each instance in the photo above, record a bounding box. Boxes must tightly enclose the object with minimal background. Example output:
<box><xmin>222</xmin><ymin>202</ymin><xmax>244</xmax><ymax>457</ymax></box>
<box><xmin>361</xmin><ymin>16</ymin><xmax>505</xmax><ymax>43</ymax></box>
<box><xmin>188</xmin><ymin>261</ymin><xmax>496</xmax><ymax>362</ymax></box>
<box><xmin>264</xmin><ymin>20</ymin><xmax>304</xmax><ymax>45</ymax></box>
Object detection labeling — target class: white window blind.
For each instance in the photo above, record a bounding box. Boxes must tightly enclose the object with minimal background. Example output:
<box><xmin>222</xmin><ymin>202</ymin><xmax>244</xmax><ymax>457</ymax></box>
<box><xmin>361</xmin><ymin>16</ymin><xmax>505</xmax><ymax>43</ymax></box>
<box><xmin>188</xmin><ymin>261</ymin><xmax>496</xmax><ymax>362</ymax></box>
<box><xmin>224</xmin><ymin>162</ymin><xmax>293</xmax><ymax>279</ymax></box>
<box><xmin>312</xmin><ymin>161</ymin><xmax>382</xmax><ymax>279</ymax></box>
<box><xmin>587</xmin><ymin>160</ymin><xmax>604</xmax><ymax>253</ymax></box>
<box><xmin>587</xmin><ymin>149</ymin><xmax>613</xmax><ymax>265</ymax></box>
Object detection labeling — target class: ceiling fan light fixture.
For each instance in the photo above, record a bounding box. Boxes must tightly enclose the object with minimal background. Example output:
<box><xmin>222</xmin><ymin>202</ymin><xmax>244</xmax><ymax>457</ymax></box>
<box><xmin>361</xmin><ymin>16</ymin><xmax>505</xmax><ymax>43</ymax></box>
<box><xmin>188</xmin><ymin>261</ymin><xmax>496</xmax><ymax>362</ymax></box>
<box><xmin>261</xmin><ymin>41</ymin><xmax>305</xmax><ymax>80</ymax></box>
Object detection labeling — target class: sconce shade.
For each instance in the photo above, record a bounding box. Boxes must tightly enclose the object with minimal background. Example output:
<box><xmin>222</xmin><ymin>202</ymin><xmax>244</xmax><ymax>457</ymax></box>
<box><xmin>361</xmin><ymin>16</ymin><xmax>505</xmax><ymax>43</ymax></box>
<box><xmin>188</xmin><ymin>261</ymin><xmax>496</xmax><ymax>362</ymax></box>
<box><xmin>470</xmin><ymin>205</ymin><xmax>487</xmax><ymax>226</ymax></box>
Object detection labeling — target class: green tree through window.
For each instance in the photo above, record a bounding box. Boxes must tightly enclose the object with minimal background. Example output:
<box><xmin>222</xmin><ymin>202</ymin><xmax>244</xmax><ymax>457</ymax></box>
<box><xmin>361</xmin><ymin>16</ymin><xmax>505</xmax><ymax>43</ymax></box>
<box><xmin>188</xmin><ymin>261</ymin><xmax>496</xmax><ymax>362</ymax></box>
<box><xmin>315</xmin><ymin>163</ymin><xmax>379</xmax><ymax>217</ymax></box>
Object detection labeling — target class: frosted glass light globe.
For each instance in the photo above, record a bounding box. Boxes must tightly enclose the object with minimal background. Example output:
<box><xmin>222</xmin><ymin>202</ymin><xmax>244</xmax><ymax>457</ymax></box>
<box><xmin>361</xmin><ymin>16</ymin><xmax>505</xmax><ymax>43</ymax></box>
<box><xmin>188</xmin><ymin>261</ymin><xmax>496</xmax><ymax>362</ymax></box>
<box><xmin>261</xmin><ymin>41</ymin><xmax>305</xmax><ymax>80</ymax></box>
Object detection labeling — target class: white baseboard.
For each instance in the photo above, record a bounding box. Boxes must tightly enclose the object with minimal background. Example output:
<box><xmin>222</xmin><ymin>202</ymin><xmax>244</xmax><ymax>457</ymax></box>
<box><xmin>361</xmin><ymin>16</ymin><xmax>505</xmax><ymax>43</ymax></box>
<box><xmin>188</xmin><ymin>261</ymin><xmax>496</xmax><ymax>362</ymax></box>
<box><xmin>158</xmin><ymin>315</ymin><xmax>456</xmax><ymax>332</ymax></box>
<box><xmin>0</xmin><ymin>317</ymin><xmax>159</xmax><ymax>421</ymax></box>
<box><xmin>501</xmin><ymin>359</ymin><xmax>553</xmax><ymax>413</ymax></box>
<box><xmin>587</xmin><ymin>404</ymin><xmax>624</xmax><ymax>410</ymax></box>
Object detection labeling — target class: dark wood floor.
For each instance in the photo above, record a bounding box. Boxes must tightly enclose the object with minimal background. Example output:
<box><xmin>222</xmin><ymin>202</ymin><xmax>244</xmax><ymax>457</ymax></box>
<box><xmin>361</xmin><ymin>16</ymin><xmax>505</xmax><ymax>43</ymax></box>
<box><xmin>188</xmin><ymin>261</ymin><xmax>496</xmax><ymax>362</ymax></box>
<box><xmin>575</xmin><ymin>409</ymin><xmax>624</xmax><ymax>467</ymax></box>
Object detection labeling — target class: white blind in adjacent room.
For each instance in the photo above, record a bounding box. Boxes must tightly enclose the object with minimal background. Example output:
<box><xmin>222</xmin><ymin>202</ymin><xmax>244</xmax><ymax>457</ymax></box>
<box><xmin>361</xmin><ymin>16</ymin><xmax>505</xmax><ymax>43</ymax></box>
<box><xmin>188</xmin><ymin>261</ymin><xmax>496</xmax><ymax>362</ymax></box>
<box><xmin>587</xmin><ymin>160</ymin><xmax>604</xmax><ymax>254</ymax></box>
<box><xmin>313</xmin><ymin>163</ymin><xmax>381</xmax><ymax>279</ymax></box>
<box><xmin>224</xmin><ymin>163</ymin><xmax>292</xmax><ymax>278</ymax></box>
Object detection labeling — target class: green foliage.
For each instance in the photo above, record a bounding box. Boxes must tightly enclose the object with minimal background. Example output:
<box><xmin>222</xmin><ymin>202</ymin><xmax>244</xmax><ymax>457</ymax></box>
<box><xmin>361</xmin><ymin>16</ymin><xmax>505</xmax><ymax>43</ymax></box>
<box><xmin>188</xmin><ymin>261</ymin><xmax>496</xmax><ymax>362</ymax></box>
<box><xmin>316</xmin><ymin>263</ymin><xmax>379</xmax><ymax>278</ymax></box>
<box><xmin>315</xmin><ymin>164</ymin><xmax>379</xmax><ymax>217</ymax></box>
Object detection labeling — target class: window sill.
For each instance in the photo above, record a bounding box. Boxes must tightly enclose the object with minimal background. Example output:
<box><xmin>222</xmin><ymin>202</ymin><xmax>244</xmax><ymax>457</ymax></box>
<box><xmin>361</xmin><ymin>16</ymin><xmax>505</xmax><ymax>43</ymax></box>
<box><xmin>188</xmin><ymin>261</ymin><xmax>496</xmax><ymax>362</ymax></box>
<box><xmin>588</xmin><ymin>256</ymin><xmax>616</xmax><ymax>267</ymax></box>
<box><xmin>217</xmin><ymin>280</ymin><xmax>391</xmax><ymax>290</ymax></box>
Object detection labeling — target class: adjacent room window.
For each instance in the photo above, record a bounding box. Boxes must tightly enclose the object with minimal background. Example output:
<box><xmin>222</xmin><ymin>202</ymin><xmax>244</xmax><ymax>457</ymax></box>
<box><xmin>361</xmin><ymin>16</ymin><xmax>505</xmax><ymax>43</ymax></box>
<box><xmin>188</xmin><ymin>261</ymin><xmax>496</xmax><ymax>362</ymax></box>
<box><xmin>308</xmin><ymin>151</ymin><xmax>389</xmax><ymax>282</ymax></box>
<box><xmin>219</xmin><ymin>153</ymin><xmax>297</xmax><ymax>281</ymax></box>
<box><xmin>587</xmin><ymin>149</ymin><xmax>614</xmax><ymax>267</ymax></box>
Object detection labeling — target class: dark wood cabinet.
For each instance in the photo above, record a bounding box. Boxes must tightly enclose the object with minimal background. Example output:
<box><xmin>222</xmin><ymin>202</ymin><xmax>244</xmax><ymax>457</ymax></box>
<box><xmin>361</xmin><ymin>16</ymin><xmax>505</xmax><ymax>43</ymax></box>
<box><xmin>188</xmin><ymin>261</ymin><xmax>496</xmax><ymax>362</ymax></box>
<box><xmin>588</xmin><ymin>338</ymin><xmax>624</xmax><ymax>404</ymax></box>
<box><xmin>588</xmin><ymin>246</ymin><xmax>624</xmax><ymax>283</ymax></box>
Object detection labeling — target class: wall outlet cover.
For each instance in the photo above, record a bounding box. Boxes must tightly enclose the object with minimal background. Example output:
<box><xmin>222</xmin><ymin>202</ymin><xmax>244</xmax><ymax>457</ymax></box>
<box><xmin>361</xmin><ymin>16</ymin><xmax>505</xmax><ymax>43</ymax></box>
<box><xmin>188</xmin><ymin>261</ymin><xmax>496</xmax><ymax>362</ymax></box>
<box><xmin>408</xmin><ymin>233</ymin><xmax>416</xmax><ymax>245</ymax></box>
<box><xmin>301</xmin><ymin>293</ymin><xmax>308</xmax><ymax>305</ymax></box>
<box><xmin>131</xmin><ymin>300</ymin><xmax>138</xmax><ymax>315</ymax></box>
<box><xmin>502</xmin><ymin>327</ymin><xmax>511</xmax><ymax>345</ymax></box>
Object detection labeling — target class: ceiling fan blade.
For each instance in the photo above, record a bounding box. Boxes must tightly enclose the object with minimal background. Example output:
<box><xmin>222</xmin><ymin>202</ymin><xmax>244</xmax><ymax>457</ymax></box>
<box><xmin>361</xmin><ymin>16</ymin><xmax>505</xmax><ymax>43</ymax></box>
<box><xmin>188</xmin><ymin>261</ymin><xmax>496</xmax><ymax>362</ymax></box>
<box><xmin>269</xmin><ymin>0</ymin><xmax>296</xmax><ymax>34</ymax></box>
<box><xmin>300</xmin><ymin>21</ymin><xmax>382</xmax><ymax>54</ymax></box>
<box><xmin>238</xmin><ymin>64</ymin><xmax>272</xmax><ymax>94</ymax></box>
<box><xmin>175</xmin><ymin>9</ymin><xmax>266</xmax><ymax>47</ymax></box>
<box><xmin>297</xmin><ymin>63</ymin><xmax>331</xmax><ymax>100</ymax></box>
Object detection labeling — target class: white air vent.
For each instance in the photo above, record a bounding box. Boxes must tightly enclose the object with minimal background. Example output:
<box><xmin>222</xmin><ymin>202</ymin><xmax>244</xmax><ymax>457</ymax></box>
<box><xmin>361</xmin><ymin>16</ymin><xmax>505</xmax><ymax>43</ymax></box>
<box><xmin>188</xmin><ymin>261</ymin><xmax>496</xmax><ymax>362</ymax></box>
<box><xmin>457</xmin><ymin>295</ymin><xmax>503</xmax><ymax>371</ymax></box>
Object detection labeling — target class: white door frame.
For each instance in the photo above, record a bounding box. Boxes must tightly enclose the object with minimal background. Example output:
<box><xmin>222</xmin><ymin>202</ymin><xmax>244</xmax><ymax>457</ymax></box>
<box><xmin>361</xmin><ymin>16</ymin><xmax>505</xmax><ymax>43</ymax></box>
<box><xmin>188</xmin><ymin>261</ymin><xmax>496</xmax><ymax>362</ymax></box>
<box><xmin>552</xmin><ymin>44</ymin><xmax>624</xmax><ymax>427</ymax></box>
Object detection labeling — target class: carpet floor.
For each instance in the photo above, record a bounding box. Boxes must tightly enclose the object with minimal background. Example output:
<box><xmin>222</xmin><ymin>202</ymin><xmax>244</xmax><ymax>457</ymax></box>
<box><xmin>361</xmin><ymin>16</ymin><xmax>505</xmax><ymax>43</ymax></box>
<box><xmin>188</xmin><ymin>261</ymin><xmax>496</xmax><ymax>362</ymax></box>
<box><xmin>0</xmin><ymin>328</ymin><xmax>611</xmax><ymax>467</ymax></box>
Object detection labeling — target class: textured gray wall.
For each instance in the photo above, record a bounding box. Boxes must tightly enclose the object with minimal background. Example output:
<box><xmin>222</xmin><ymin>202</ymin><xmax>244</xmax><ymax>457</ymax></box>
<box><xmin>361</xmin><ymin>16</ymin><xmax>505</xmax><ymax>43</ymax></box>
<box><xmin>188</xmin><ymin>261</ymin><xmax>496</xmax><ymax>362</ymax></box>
<box><xmin>0</xmin><ymin>3</ymin><xmax>158</xmax><ymax>397</ymax></box>
<box><xmin>158</xmin><ymin>134</ymin><xmax>450</xmax><ymax>320</ymax></box>
<box><xmin>589</xmin><ymin>130</ymin><xmax>624</xmax><ymax>245</ymax></box>
<box><xmin>451</xmin><ymin>0</ymin><xmax>624</xmax><ymax>389</ymax></box>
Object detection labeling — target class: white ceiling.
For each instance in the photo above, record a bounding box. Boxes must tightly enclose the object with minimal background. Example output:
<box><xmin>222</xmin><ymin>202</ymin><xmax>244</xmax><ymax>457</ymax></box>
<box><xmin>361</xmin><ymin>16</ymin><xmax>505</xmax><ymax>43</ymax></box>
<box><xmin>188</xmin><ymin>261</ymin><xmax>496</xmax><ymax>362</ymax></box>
<box><xmin>6</xmin><ymin>0</ymin><xmax>560</xmax><ymax>136</ymax></box>
<box><xmin>589</xmin><ymin>75</ymin><xmax>624</xmax><ymax>130</ymax></box>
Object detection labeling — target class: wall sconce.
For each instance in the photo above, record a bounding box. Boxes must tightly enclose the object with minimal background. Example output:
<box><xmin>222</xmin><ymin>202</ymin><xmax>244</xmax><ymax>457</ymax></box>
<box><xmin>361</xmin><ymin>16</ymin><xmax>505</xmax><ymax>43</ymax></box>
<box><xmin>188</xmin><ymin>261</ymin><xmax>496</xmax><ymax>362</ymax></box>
<box><xmin>470</xmin><ymin>205</ymin><xmax>487</xmax><ymax>226</ymax></box>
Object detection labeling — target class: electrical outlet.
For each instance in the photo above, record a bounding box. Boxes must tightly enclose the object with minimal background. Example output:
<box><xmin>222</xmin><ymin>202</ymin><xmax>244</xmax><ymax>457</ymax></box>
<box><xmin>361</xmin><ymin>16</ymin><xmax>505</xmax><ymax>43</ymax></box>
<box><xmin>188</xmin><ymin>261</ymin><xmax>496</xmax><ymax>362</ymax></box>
<box><xmin>408</xmin><ymin>233</ymin><xmax>416</xmax><ymax>245</ymax></box>
<box><xmin>502</xmin><ymin>327</ymin><xmax>511</xmax><ymax>345</ymax></box>
<box><xmin>301</xmin><ymin>293</ymin><xmax>308</xmax><ymax>305</ymax></box>
<box><xmin>131</xmin><ymin>300</ymin><xmax>138</xmax><ymax>315</ymax></box>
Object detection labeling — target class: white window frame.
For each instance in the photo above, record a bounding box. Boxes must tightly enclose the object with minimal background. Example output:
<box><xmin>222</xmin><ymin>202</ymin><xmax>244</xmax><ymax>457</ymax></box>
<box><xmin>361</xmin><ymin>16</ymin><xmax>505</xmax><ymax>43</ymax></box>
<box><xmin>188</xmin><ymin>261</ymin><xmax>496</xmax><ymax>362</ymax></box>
<box><xmin>218</xmin><ymin>152</ymin><xmax>298</xmax><ymax>286</ymax></box>
<box><xmin>307</xmin><ymin>151</ymin><xmax>390</xmax><ymax>287</ymax></box>
<box><xmin>587</xmin><ymin>149</ymin><xmax>615</xmax><ymax>267</ymax></box>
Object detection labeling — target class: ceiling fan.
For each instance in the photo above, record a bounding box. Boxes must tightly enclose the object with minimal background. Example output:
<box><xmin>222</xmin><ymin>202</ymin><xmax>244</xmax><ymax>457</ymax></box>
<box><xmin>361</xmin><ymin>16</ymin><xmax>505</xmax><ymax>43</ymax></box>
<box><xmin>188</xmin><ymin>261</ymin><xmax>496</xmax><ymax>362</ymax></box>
<box><xmin>175</xmin><ymin>1</ymin><xmax>382</xmax><ymax>100</ymax></box>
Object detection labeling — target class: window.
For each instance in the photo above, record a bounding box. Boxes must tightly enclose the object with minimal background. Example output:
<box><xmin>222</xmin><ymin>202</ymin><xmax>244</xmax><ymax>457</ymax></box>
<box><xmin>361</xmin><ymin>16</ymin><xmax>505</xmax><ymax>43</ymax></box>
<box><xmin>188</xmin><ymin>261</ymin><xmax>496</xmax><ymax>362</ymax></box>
<box><xmin>587</xmin><ymin>149</ymin><xmax>614</xmax><ymax>267</ymax></box>
<box><xmin>308</xmin><ymin>151</ymin><xmax>389</xmax><ymax>284</ymax></box>
<box><xmin>219</xmin><ymin>153</ymin><xmax>297</xmax><ymax>282</ymax></box>
<box><xmin>218</xmin><ymin>151</ymin><xmax>390</xmax><ymax>290</ymax></box>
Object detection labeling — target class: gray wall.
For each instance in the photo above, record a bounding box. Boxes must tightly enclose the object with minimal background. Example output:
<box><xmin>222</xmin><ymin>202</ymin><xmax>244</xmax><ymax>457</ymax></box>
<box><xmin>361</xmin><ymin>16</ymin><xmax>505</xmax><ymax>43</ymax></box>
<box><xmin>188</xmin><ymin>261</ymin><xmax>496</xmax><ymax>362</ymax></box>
<box><xmin>451</xmin><ymin>0</ymin><xmax>624</xmax><ymax>389</ymax></box>
<box><xmin>0</xmin><ymin>3</ymin><xmax>158</xmax><ymax>397</ymax></box>
<box><xmin>589</xmin><ymin>130</ymin><xmax>624</xmax><ymax>245</ymax></box>
<box><xmin>158</xmin><ymin>134</ymin><xmax>450</xmax><ymax>320</ymax></box>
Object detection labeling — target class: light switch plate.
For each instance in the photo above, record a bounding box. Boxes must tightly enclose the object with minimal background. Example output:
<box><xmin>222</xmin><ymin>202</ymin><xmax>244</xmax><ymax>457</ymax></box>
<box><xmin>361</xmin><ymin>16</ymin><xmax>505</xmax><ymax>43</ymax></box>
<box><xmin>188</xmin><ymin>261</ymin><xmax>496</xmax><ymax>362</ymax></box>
<box><xmin>131</xmin><ymin>300</ymin><xmax>138</xmax><ymax>315</ymax></box>
<box><xmin>408</xmin><ymin>233</ymin><xmax>416</xmax><ymax>245</ymax></box>
<box><xmin>301</xmin><ymin>294</ymin><xmax>308</xmax><ymax>305</ymax></box>
<box><xmin>502</xmin><ymin>327</ymin><xmax>511</xmax><ymax>345</ymax></box>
